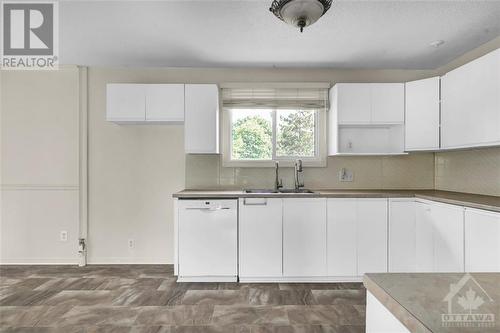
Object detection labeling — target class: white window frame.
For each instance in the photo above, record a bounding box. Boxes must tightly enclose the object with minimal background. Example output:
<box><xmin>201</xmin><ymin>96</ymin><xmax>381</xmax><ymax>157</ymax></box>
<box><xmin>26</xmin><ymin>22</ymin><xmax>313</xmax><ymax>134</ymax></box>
<box><xmin>222</xmin><ymin>107</ymin><xmax>327</xmax><ymax>167</ymax></box>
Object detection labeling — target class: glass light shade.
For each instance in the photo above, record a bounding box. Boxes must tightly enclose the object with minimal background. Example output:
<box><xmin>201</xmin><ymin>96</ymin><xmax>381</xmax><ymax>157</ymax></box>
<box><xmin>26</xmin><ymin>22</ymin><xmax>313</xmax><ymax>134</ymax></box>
<box><xmin>280</xmin><ymin>0</ymin><xmax>324</xmax><ymax>31</ymax></box>
<box><xmin>269</xmin><ymin>0</ymin><xmax>333</xmax><ymax>32</ymax></box>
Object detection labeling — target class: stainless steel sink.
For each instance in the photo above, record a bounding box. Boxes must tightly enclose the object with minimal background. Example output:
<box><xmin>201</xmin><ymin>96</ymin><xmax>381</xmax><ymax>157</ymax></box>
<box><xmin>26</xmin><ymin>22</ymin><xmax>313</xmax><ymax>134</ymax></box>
<box><xmin>244</xmin><ymin>188</ymin><xmax>315</xmax><ymax>194</ymax></box>
<box><xmin>278</xmin><ymin>188</ymin><xmax>315</xmax><ymax>194</ymax></box>
<box><xmin>244</xmin><ymin>189</ymin><xmax>279</xmax><ymax>194</ymax></box>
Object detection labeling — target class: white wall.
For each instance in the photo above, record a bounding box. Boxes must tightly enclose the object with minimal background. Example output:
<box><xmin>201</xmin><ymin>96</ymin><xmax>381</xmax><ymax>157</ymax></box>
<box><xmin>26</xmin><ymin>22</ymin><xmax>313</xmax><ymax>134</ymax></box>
<box><xmin>87</xmin><ymin>68</ymin><xmax>185</xmax><ymax>264</ymax></box>
<box><xmin>0</xmin><ymin>67</ymin><xmax>82</xmax><ymax>264</ymax></box>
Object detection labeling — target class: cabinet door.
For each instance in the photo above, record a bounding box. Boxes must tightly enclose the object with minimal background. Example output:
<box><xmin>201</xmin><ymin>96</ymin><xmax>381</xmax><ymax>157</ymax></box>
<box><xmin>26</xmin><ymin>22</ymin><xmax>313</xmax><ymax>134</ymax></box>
<box><xmin>106</xmin><ymin>84</ymin><xmax>145</xmax><ymax>121</ymax></box>
<box><xmin>185</xmin><ymin>84</ymin><xmax>219</xmax><ymax>153</ymax></box>
<box><xmin>336</xmin><ymin>83</ymin><xmax>372</xmax><ymax>123</ymax></box>
<box><xmin>327</xmin><ymin>199</ymin><xmax>357</xmax><ymax>276</ymax></box>
<box><xmin>283</xmin><ymin>198</ymin><xmax>327</xmax><ymax>277</ymax></box>
<box><xmin>239</xmin><ymin>198</ymin><xmax>282</xmax><ymax>278</ymax></box>
<box><xmin>389</xmin><ymin>199</ymin><xmax>416</xmax><ymax>272</ymax></box>
<box><xmin>441</xmin><ymin>49</ymin><xmax>500</xmax><ymax>148</ymax></box>
<box><xmin>431</xmin><ymin>203</ymin><xmax>464</xmax><ymax>272</ymax></box>
<box><xmin>405</xmin><ymin>77</ymin><xmax>440</xmax><ymax>150</ymax></box>
<box><xmin>415</xmin><ymin>202</ymin><xmax>434</xmax><ymax>272</ymax></box>
<box><xmin>146</xmin><ymin>84</ymin><xmax>184</xmax><ymax>122</ymax></box>
<box><xmin>357</xmin><ymin>199</ymin><xmax>388</xmax><ymax>275</ymax></box>
<box><xmin>465</xmin><ymin>209</ymin><xmax>500</xmax><ymax>272</ymax></box>
<box><xmin>371</xmin><ymin>84</ymin><xmax>405</xmax><ymax>123</ymax></box>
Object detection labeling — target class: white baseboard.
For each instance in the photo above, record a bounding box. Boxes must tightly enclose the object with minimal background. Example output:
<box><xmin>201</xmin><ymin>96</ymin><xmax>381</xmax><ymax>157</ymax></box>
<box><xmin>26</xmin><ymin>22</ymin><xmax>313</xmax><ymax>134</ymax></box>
<box><xmin>87</xmin><ymin>257</ymin><xmax>173</xmax><ymax>265</ymax></box>
<box><xmin>238</xmin><ymin>276</ymin><xmax>363</xmax><ymax>283</ymax></box>
<box><xmin>177</xmin><ymin>276</ymin><xmax>238</xmax><ymax>282</ymax></box>
<box><xmin>0</xmin><ymin>258</ymin><xmax>78</xmax><ymax>265</ymax></box>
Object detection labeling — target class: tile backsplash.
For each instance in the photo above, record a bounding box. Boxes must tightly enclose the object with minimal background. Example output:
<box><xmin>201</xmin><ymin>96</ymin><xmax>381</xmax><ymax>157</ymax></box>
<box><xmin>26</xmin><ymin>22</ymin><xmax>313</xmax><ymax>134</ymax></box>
<box><xmin>186</xmin><ymin>153</ymin><xmax>435</xmax><ymax>190</ymax></box>
<box><xmin>435</xmin><ymin>147</ymin><xmax>500</xmax><ymax>196</ymax></box>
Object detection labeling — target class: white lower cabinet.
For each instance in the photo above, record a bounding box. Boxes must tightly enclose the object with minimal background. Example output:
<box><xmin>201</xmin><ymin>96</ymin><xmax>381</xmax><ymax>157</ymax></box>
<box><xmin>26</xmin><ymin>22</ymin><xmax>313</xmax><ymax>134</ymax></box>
<box><xmin>239</xmin><ymin>198</ymin><xmax>283</xmax><ymax>278</ymax></box>
<box><xmin>327</xmin><ymin>199</ymin><xmax>357</xmax><ymax>276</ymax></box>
<box><xmin>327</xmin><ymin>198</ymin><xmax>388</xmax><ymax>277</ymax></box>
<box><xmin>357</xmin><ymin>199</ymin><xmax>388</xmax><ymax>275</ymax></box>
<box><xmin>414</xmin><ymin>200</ymin><xmax>464</xmax><ymax>272</ymax></box>
<box><xmin>283</xmin><ymin>198</ymin><xmax>327</xmax><ymax>277</ymax></box>
<box><xmin>390</xmin><ymin>200</ymin><xmax>466</xmax><ymax>273</ymax></box>
<box><xmin>415</xmin><ymin>201</ymin><xmax>434</xmax><ymax>272</ymax></box>
<box><xmin>389</xmin><ymin>199</ymin><xmax>416</xmax><ymax>272</ymax></box>
<box><xmin>431</xmin><ymin>202</ymin><xmax>464</xmax><ymax>272</ymax></box>
<box><xmin>234</xmin><ymin>196</ymin><xmax>496</xmax><ymax>282</ymax></box>
<box><xmin>465</xmin><ymin>208</ymin><xmax>500</xmax><ymax>272</ymax></box>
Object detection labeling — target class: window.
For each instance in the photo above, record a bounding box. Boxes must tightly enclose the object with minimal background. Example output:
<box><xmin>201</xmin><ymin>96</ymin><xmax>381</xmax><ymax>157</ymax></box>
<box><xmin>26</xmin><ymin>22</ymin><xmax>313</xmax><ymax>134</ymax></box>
<box><xmin>222</xmin><ymin>86</ymin><xmax>328</xmax><ymax>167</ymax></box>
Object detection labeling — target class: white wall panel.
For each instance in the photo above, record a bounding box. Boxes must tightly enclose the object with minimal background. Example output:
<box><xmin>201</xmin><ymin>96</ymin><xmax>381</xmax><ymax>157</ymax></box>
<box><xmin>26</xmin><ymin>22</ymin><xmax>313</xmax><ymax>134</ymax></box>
<box><xmin>1</xmin><ymin>190</ymin><xmax>79</xmax><ymax>263</ymax></box>
<box><xmin>1</xmin><ymin>67</ymin><xmax>82</xmax><ymax>264</ymax></box>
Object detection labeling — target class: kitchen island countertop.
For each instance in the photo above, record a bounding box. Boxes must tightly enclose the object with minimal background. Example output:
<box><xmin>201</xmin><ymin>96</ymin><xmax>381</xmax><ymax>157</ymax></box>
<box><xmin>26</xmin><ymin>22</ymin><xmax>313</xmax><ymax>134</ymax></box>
<box><xmin>364</xmin><ymin>272</ymin><xmax>500</xmax><ymax>333</ymax></box>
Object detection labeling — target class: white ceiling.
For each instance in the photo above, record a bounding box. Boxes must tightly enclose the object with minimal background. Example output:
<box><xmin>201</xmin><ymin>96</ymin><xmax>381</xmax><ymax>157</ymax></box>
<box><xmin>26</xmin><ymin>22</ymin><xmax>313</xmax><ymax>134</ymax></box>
<box><xmin>59</xmin><ymin>0</ymin><xmax>500</xmax><ymax>69</ymax></box>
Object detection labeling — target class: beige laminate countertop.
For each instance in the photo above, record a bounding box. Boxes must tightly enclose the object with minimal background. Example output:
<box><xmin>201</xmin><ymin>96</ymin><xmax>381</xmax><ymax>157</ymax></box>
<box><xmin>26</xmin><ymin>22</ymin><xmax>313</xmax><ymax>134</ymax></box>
<box><xmin>173</xmin><ymin>189</ymin><xmax>500</xmax><ymax>212</ymax></box>
<box><xmin>364</xmin><ymin>272</ymin><xmax>500</xmax><ymax>333</ymax></box>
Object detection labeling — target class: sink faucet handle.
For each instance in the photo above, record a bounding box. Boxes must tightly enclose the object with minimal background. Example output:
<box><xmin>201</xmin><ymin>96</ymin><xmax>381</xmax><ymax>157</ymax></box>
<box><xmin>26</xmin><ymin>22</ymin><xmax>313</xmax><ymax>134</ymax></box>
<box><xmin>295</xmin><ymin>159</ymin><xmax>303</xmax><ymax>172</ymax></box>
<box><xmin>274</xmin><ymin>160</ymin><xmax>283</xmax><ymax>190</ymax></box>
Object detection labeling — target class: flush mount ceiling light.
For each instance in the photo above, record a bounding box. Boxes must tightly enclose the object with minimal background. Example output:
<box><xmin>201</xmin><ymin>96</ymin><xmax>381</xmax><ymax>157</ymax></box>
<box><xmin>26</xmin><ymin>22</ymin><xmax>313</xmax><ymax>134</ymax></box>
<box><xmin>270</xmin><ymin>0</ymin><xmax>333</xmax><ymax>32</ymax></box>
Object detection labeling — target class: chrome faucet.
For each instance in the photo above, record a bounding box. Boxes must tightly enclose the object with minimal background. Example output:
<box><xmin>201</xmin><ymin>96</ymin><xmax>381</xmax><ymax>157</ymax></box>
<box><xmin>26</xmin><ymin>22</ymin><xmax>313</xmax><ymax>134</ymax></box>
<box><xmin>274</xmin><ymin>161</ymin><xmax>283</xmax><ymax>191</ymax></box>
<box><xmin>294</xmin><ymin>159</ymin><xmax>304</xmax><ymax>191</ymax></box>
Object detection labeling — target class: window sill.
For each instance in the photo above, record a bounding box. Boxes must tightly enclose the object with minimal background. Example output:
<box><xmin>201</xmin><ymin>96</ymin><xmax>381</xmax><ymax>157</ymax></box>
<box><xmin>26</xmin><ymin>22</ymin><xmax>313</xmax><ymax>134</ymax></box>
<box><xmin>221</xmin><ymin>158</ymin><xmax>327</xmax><ymax>168</ymax></box>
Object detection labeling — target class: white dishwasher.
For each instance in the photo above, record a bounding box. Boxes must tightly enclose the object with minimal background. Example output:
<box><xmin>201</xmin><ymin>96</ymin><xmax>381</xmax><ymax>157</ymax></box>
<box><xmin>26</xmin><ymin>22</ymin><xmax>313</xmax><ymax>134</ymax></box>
<box><xmin>178</xmin><ymin>199</ymin><xmax>238</xmax><ymax>282</ymax></box>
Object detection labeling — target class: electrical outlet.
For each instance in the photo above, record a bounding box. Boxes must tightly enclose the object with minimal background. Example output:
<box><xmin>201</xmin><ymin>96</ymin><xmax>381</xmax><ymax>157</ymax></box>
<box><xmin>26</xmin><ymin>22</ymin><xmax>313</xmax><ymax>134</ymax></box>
<box><xmin>339</xmin><ymin>168</ymin><xmax>354</xmax><ymax>182</ymax></box>
<box><xmin>60</xmin><ymin>231</ymin><xmax>68</xmax><ymax>242</ymax></box>
<box><xmin>128</xmin><ymin>239</ymin><xmax>135</xmax><ymax>250</ymax></box>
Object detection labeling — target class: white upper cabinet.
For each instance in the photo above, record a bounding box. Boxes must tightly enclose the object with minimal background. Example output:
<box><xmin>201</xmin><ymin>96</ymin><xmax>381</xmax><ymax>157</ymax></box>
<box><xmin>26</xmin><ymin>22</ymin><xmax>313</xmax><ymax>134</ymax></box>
<box><xmin>465</xmin><ymin>208</ymin><xmax>500</xmax><ymax>272</ymax></box>
<box><xmin>106</xmin><ymin>84</ymin><xmax>185</xmax><ymax>123</ymax></box>
<box><xmin>145</xmin><ymin>84</ymin><xmax>184</xmax><ymax>122</ymax></box>
<box><xmin>329</xmin><ymin>83</ymin><xmax>405</xmax><ymax>155</ymax></box>
<box><xmin>371</xmin><ymin>84</ymin><xmax>405</xmax><ymax>123</ymax></box>
<box><xmin>239</xmin><ymin>198</ymin><xmax>283</xmax><ymax>278</ymax></box>
<box><xmin>336</xmin><ymin>83</ymin><xmax>372</xmax><ymax>123</ymax></box>
<box><xmin>283</xmin><ymin>198</ymin><xmax>327</xmax><ymax>277</ymax></box>
<box><xmin>441</xmin><ymin>49</ymin><xmax>500</xmax><ymax>149</ymax></box>
<box><xmin>405</xmin><ymin>77</ymin><xmax>440</xmax><ymax>151</ymax></box>
<box><xmin>335</xmin><ymin>83</ymin><xmax>404</xmax><ymax>124</ymax></box>
<box><xmin>184</xmin><ymin>84</ymin><xmax>220</xmax><ymax>154</ymax></box>
<box><xmin>107</xmin><ymin>84</ymin><xmax>146</xmax><ymax>122</ymax></box>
